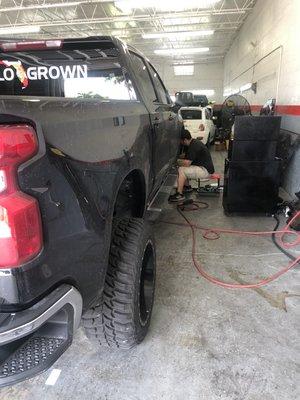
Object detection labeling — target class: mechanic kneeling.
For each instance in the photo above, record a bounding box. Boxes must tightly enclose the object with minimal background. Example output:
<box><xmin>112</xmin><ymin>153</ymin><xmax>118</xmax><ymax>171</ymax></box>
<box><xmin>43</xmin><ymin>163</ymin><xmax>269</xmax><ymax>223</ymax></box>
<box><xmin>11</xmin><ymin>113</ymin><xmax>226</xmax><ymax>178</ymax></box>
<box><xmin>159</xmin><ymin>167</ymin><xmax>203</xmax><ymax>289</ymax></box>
<box><xmin>169</xmin><ymin>129</ymin><xmax>215</xmax><ymax>202</ymax></box>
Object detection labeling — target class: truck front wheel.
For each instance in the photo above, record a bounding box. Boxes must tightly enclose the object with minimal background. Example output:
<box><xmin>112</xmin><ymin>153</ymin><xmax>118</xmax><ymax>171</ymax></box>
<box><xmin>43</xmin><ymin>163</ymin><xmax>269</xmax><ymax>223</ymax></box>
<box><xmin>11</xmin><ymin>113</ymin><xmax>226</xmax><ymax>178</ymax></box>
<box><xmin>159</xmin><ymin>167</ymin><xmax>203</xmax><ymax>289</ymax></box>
<box><xmin>82</xmin><ymin>218</ymin><xmax>156</xmax><ymax>349</ymax></box>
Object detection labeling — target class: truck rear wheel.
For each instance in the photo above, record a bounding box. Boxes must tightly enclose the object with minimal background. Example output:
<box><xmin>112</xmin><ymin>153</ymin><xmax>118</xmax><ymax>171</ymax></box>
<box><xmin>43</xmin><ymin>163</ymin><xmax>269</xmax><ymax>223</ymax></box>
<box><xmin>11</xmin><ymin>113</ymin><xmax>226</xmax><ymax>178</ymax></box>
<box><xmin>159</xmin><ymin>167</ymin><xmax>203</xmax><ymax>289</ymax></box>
<box><xmin>82</xmin><ymin>218</ymin><xmax>156</xmax><ymax>349</ymax></box>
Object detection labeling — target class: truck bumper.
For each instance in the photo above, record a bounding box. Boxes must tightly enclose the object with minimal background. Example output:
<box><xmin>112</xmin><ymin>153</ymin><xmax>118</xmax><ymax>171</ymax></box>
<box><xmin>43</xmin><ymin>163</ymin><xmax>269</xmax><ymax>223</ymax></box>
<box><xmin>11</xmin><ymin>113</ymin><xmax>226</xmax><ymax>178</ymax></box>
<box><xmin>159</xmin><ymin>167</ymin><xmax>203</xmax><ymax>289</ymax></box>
<box><xmin>0</xmin><ymin>284</ymin><xmax>82</xmax><ymax>387</ymax></box>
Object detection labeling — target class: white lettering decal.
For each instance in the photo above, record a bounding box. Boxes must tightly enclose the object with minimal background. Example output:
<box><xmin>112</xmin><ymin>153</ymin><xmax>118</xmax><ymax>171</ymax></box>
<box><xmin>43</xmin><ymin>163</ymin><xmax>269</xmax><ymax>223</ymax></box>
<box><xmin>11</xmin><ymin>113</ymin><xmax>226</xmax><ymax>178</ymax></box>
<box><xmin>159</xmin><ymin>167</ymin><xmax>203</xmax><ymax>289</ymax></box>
<box><xmin>0</xmin><ymin>61</ymin><xmax>88</xmax><ymax>87</ymax></box>
<box><xmin>48</xmin><ymin>66</ymin><xmax>60</xmax><ymax>79</ymax></box>
<box><xmin>59</xmin><ymin>65</ymin><xmax>77</xmax><ymax>79</ymax></box>
<box><xmin>37</xmin><ymin>66</ymin><xmax>49</xmax><ymax>80</ymax></box>
<box><xmin>76</xmin><ymin>65</ymin><xmax>88</xmax><ymax>79</ymax></box>
<box><xmin>27</xmin><ymin>67</ymin><xmax>37</xmax><ymax>80</ymax></box>
<box><xmin>3</xmin><ymin>68</ymin><xmax>14</xmax><ymax>81</ymax></box>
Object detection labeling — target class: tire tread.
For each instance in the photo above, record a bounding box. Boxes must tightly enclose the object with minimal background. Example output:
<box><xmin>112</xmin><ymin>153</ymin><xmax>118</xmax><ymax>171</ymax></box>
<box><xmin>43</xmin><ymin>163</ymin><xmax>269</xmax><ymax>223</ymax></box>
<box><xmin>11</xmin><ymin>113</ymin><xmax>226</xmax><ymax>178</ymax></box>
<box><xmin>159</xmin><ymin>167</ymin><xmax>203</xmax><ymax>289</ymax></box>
<box><xmin>82</xmin><ymin>217</ymin><xmax>153</xmax><ymax>349</ymax></box>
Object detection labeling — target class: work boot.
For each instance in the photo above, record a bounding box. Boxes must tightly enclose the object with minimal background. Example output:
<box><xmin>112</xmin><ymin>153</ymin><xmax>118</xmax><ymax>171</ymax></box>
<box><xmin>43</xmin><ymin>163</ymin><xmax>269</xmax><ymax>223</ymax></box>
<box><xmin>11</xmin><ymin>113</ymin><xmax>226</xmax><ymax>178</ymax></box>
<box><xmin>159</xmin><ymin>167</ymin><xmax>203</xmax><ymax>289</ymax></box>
<box><xmin>169</xmin><ymin>192</ymin><xmax>185</xmax><ymax>202</ymax></box>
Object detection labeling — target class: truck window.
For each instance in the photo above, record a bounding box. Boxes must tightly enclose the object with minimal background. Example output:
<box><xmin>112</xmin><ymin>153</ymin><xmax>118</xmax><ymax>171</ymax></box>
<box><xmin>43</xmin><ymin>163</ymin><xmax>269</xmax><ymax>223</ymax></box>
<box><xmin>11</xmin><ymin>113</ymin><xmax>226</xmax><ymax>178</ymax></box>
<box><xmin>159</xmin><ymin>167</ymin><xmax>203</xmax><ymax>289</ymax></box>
<box><xmin>193</xmin><ymin>95</ymin><xmax>209</xmax><ymax>107</ymax></box>
<box><xmin>129</xmin><ymin>52</ymin><xmax>157</xmax><ymax>103</ymax></box>
<box><xmin>180</xmin><ymin>110</ymin><xmax>203</xmax><ymax>120</ymax></box>
<box><xmin>148</xmin><ymin>64</ymin><xmax>170</xmax><ymax>105</ymax></box>
<box><xmin>64</xmin><ymin>67</ymin><xmax>133</xmax><ymax>100</ymax></box>
<box><xmin>0</xmin><ymin>44</ymin><xmax>136</xmax><ymax>100</ymax></box>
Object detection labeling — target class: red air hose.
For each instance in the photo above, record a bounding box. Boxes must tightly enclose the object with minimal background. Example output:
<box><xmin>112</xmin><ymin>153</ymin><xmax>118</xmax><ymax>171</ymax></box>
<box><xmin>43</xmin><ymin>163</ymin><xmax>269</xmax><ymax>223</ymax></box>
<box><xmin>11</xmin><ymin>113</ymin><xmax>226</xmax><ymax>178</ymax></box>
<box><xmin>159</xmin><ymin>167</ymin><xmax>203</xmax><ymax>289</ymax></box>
<box><xmin>162</xmin><ymin>205</ymin><xmax>300</xmax><ymax>289</ymax></box>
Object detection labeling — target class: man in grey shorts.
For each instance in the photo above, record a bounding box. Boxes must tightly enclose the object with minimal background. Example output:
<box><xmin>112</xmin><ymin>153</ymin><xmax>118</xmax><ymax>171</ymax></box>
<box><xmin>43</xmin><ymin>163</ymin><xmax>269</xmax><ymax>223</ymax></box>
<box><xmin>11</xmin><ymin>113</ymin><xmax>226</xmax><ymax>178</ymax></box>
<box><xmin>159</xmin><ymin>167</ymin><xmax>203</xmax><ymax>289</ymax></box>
<box><xmin>169</xmin><ymin>129</ymin><xmax>215</xmax><ymax>202</ymax></box>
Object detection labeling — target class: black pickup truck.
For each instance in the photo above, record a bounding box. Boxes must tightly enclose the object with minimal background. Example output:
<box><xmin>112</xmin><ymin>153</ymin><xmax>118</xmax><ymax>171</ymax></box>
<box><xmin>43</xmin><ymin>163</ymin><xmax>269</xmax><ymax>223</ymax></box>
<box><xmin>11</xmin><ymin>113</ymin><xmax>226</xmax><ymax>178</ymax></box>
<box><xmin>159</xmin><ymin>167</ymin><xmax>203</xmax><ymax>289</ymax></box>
<box><xmin>0</xmin><ymin>36</ymin><xmax>181</xmax><ymax>386</ymax></box>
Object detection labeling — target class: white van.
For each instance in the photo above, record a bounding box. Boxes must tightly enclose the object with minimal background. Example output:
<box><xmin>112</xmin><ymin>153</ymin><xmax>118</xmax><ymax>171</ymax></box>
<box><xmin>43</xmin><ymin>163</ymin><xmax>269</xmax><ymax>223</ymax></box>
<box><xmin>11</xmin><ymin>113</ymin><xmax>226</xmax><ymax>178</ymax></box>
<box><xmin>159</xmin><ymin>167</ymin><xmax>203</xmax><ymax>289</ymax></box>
<box><xmin>179</xmin><ymin>106</ymin><xmax>215</xmax><ymax>145</ymax></box>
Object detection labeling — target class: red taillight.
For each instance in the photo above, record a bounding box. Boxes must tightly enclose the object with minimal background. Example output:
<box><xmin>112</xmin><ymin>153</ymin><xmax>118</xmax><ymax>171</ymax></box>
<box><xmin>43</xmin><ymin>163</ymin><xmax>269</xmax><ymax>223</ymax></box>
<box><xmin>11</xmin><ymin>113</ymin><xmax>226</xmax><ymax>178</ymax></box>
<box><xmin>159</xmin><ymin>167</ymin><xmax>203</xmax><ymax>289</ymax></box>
<box><xmin>0</xmin><ymin>125</ymin><xmax>42</xmax><ymax>268</ymax></box>
<box><xmin>199</xmin><ymin>124</ymin><xmax>205</xmax><ymax>131</ymax></box>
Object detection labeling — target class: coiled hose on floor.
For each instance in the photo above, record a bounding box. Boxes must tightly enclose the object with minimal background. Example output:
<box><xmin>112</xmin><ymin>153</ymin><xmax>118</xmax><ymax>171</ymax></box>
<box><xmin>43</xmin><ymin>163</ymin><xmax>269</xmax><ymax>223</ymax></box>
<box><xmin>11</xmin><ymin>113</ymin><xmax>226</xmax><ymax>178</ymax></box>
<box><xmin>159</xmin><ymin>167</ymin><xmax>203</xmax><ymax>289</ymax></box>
<box><xmin>161</xmin><ymin>203</ymin><xmax>300</xmax><ymax>289</ymax></box>
<box><xmin>272</xmin><ymin>214</ymin><xmax>296</xmax><ymax>261</ymax></box>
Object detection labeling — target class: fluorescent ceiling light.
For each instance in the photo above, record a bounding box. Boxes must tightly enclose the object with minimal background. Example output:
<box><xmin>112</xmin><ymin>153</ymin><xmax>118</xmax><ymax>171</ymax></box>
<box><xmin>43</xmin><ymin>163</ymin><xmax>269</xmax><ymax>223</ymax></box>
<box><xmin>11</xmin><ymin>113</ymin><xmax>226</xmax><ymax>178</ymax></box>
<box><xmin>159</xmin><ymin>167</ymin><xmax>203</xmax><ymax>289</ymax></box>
<box><xmin>115</xmin><ymin>0</ymin><xmax>220</xmax><ymax>13</ymax></box>
<box><xmin>155</xmin><ymin>47</ymin><xmax>209</xmax><ymax>56</ymax></box>
<box><xmin>240</xmin><ymin>82</ymin><xmax>252</xmax><ymax>92</ymax></box>
<box><xmin>111</xmin><ymin>30</ymin><xmax>130</xmax><ymax>38</ymax></box>
<box><xmin>162</xmin><ymin>16</ymin><xmax>210</xmax><ymax>26</ymax></box>
<box><xmin>174</xmin><ymin>65</ymin><xmax>194</xmax><ymax>76</ymax></box>
<box><xmin>1</xmin><ymin>2</ymin><xmax>82</xmax><ymax>12</ymax></box>
<box><xmin>173</xmin><ymin>61</ymin><xmax>195</xmax><ymax>65</ymax></box>
<box><xmin>143</xmin><ymin>30</ymin><xmax>214</xmax><ymax>39</ymax></box>
<box><xmin>188</xmin><ymin>89</ymin><xmax>215</xmax><ymax>96</ymax></box>
<box><xmin>0</xmin><ymin>26</ymin><xmax>40</xmax><ymax>35</ymax></box>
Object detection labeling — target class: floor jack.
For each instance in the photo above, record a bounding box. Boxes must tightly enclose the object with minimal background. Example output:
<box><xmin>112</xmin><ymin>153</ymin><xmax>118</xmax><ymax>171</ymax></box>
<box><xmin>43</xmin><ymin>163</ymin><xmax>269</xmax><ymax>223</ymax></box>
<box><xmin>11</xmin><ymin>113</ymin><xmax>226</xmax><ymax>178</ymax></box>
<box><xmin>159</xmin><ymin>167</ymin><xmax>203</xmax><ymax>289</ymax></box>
<box><xmin>196</xmin><ymin>173</ymin><xmax>223</xmax><ymax>196</ymax></box>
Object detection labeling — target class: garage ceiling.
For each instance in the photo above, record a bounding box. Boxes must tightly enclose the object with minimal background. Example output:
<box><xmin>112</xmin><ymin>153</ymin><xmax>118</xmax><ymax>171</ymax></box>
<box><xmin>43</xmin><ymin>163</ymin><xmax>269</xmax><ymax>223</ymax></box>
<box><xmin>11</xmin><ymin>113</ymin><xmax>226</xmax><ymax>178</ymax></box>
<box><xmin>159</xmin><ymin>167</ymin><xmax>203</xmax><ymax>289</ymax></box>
<box><xmin>0</xmin><ymin>0</ymin><xmax>256</xmax><ymax>63</ymax></box>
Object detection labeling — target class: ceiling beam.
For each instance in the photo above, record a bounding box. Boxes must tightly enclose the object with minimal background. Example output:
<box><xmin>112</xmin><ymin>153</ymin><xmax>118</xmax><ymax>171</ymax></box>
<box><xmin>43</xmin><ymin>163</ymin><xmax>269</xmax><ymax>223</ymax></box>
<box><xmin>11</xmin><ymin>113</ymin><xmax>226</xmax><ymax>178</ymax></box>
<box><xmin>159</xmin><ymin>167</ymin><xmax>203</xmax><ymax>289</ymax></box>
<box><xmin>0</xmin><ymin>5</ymin><xmax>254</xmax><ymax>18</ymax></box>
<box><xmin>0</xmin><ymin>12</ymin><xmax>253</xmax><ymax>29</ymax></box>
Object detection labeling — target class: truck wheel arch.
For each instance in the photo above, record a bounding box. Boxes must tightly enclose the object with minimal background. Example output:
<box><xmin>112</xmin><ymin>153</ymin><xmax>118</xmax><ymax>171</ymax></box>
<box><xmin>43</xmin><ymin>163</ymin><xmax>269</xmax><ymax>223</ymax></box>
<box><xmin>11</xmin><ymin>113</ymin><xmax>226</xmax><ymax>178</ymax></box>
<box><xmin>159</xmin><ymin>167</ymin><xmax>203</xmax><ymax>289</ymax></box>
<box><xmin>113</xmin><ymin>169</ymin><xmax>147</xmax><ymax>219</ymax></box>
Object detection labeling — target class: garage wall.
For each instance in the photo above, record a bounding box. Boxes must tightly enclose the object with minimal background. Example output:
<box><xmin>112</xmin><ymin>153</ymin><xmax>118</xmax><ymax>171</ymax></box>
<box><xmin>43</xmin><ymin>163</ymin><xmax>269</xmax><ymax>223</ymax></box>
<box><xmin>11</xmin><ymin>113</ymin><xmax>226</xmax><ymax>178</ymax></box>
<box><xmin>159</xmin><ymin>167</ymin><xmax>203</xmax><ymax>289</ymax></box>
<box><xmin>155</xmin><ymin>61</ymin><xmax>224</xmax><ymax>104</ymax></box>
<box><xmin>223</xmin><ymin>0</ymin><xmax>300</xmax><ymax>196</ymax></box>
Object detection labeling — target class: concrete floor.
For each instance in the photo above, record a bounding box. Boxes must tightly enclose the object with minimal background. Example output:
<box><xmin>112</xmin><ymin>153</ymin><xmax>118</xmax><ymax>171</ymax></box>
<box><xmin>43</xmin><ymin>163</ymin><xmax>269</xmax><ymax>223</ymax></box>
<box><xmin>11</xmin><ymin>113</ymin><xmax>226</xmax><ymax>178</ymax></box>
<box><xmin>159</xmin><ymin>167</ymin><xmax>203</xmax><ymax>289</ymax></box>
<box><xmin>1</xmin><ymin>150</ymin><xmax>300</xmax><ymax>400</ymax></box>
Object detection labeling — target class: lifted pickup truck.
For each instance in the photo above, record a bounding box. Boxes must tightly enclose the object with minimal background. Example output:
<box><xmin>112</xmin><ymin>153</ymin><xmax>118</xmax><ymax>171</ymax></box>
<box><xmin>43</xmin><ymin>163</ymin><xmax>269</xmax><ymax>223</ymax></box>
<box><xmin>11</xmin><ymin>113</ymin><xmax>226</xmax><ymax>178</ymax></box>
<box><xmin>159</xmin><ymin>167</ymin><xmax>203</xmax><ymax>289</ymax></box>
<box><xmin>0</xmin><ymin>36</ymin><xmax>181</xmax><ymax>386</ymax></box>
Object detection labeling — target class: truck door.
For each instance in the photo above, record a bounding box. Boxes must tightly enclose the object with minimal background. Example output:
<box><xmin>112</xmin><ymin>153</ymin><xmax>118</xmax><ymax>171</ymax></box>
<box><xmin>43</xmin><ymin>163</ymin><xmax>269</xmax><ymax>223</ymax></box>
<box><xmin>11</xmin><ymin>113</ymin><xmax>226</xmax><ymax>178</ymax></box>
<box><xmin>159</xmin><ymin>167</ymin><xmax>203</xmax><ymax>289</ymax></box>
<box><xmin>147</xmin><ymin>63</ymin><xmax>178</xmax><ymax>181</ymax></box>
<box><xmin>129</xmin><ymin>52</ymin><xmax>174</xmax><ymax>187</ymax></box>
